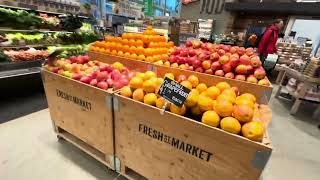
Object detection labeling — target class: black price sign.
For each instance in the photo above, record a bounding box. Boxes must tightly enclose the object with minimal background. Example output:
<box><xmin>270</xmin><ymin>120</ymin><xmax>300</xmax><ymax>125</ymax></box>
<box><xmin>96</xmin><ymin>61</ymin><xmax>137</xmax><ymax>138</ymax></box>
<box><xmin>158</xmin><ymin>77</ymin><xmax>191</xmax><ymax>107</ymax></box>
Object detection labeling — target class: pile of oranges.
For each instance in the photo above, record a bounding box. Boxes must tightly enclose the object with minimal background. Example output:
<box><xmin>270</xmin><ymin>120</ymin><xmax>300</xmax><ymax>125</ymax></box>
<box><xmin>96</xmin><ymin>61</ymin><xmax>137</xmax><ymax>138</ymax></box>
<box><xmin>89</xmin><ymin>26</ymin><xmax>174</xmax><ymax>63</ymax></box>
<box><xmin>120</xmin><ymin>72</ymin><xmax>269</xmax><ymax>142</ymax></box>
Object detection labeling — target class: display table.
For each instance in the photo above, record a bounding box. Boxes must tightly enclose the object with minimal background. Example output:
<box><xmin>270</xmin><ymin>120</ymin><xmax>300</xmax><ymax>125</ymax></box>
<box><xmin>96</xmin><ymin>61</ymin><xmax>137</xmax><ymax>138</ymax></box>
<box><xmin>275</xmin><ymin>66</ymin><xmax>320</xmax><ymax>115</ymax></box>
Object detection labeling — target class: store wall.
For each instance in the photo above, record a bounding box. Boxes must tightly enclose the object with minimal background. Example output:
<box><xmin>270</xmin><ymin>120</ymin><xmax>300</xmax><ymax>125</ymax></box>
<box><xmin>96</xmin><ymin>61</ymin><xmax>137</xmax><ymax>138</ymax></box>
<box><xmin>180</xmin><ymin>1</ymin><xmax>235</xmax><ymax>34</ymax></box>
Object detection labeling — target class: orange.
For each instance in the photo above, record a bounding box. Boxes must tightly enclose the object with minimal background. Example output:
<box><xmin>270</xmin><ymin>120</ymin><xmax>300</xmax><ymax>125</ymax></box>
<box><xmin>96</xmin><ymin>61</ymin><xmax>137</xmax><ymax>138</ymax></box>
<box><xmin>137</xmin><ymin>54</ymin><xmax>146</xmax><ymax>61</ymax></box>
<box><xmin>198</xmin><ymin>95</ymin><xmax>213</xmax><ymax>112</ymax></box>
<box><xmin>120</xmin><ymin>86</ymin><xmax>132</xmax><ymax>98</ymax></box>
<box><xmin>170</xmin><ymin>104</ymin><xmax>186</xmax><ymax>116</ymax></box>
<box><xmin>221</xmin><ymin>89</ymin><xmax>237</xmax><ymax>99</ymax></box>
<box><xmin>144</xmin><ymin>93</ymin><xmax>157</xmax><ymax>106</ymax></box>
<box><xmin>185</xmin><ymin>89</ymin><xmax>199</xmax><ymax>108</ymax></box>
<box><xmin>233</xmin><ymin>105</ymin><xmax>253</xmax><ymax>123</ymax></box>
<box><xmin>132</xmin><ymin>88</ymin><xmax>145</xmax><ymax>102</ymax></box>
<box><xmin>144</xmin><ymin>71</ymin><xmax>156</xmax><ymax>80</ymax></box>
<box><xmin>171</xmin><ymin>63</ymin><xmax>179</xmax><ymax>68</ymax></box>
<box><xmin>115</xmin><ymin>37</ymin><xmax>122</xmax><ymax>43</ymax></box>
<box><xmin>235</xmin><ymin>98</ymin><xmax>254</xmax><ymax>109</ymax></box>
<box><xmin>201</xmin><ymin>111</ymin><xmax>220</xmax><ymax>127</ymax></box>
<box><xmin>122</xmin><ymin>39</ymin><xmax>129</xmax><ymax>46</ymax></box>
<box><xmin>241</xmin><ymin>121</ymin><xmax>264</xmax><ymax>142</ymax></box>
<box><xmin>164</xmin><ymin>73</ymin><xmax>174</xmax><ymax>80</ymax></box>
<box><xmin>129</xmin><ymin>77</ymin><xmax>143</xmax><ymax>89</ymax></box>
<box><xmin>215</xmin><ymin>100</ymin><xmax>234</xmax><ymax>117</ymax></box>
<box><xmin>168</xmin><ymin>41</ymin><xmax>174</xmax><ymax>48</ymax></box>
<box><xmin>156</xmin><ymin>97</ymin><xmax>170</xmax><ymax>110</ymax></box>
<box><xmin>220</xmin><ymin>117</ymin><xmax>241</xmax><ymax>134</ymax></box>
<box><xmin>145</xmin><ymin>56</ymin><xmax>154</xmax><ymax>63</ymax></box>
<box><xmin>136</xmin><ymin>46</ymin><xmax>145</xmax><ymax>55</ymax></box>
<box><xmin>104</xmin><ymin>49</ymin><xmax>111</xmax><ymax>54</ymax></box>
<box><xmin>212</xmin><ymin>100</ymin><xmax>217</xmax><ymax>111</ymax></box>
<box><xmin>130</xmin><ymin>53</ymin><xmax>138</xmax><ymax>60</ymax></box>
<box><xmin>136</xmin><ymin>72</ymin><xmax>145</xmax><ymax>80</ymax></box>
<box><xmin>216</xmin><ymin>94</ymin><xmax>236</xmax><ymax>103</ymax></box>
<box><xmin>124</xmin><ymin>52</ymin><xmax>131</xmax><ymax>58</ymax></box>
<box><xmin>112</xmin><ymin>62</ymin><xmax>124</xmax><ymax>70</ymax></box>
<box><xmin>206</xmin><ymin>86</ymin><xmax>221</xmax><ymax>100</ymax></box>
<box><xmin>216</xmin><ymin>82</ymin><xmax>231</xmax><ymax>92</ymax></box>
<box><xmin>122</xmin><ymin>33</ymin><xmax>128</xmax><ymax>39</ymax></box>
<box><xmin>161</xmin><ymin>54</ymin><xmax>169</xmax><ymax>61</ymax></box>
<box><xmin>111</xmin><ymin>50</ymin><xmax>117</xmax><ymax>56</ymax></box>
<box><xmin>191</xmin><ymin>106</ymin><xmax>202</xmax><ymax>116</ymax></box>
<box><xmin>129</xmin><ymin>46</ymin><xmax>137</xmax><ymax>54</ymax></box>
<box><xmin>180</xmin><ymin>81</ymin><xmax>192</xmax><ymax>90</ymax></box>
<box><xmin>127</xmin><ymin>33</ymin><xmax>134</xmax><ymax>40</ymax></box>
<box><xmin>239</xmin><ymin>93</ymin><xmax>256</xmax><ymax>103</ymax></box>
<box><xmin>117</xmin><ymin>51</ymin><xmax>124</xmax><ymax>57</ymax></box>
<box><xmin>187</xmin><ymin>75</ymin><xmax>199</xmax><ymax>88</ymax></box>
<box><xmin>163</xmin><ymin>61</ymin><xmax>170</xmax><ymax>67</ymax></box>
<box><xmin>122</xmin><ymin>45</ymin><xmax>130</xmax><ymax>52</ymax></box>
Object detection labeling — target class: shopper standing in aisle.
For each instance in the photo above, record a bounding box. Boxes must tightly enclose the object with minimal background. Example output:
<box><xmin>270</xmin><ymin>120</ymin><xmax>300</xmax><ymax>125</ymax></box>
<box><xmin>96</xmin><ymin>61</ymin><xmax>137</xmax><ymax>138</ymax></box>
<box><xmin>258</xmin><ymin>19</ymin><xmax>284</xmax><ymax>65</ymax></box>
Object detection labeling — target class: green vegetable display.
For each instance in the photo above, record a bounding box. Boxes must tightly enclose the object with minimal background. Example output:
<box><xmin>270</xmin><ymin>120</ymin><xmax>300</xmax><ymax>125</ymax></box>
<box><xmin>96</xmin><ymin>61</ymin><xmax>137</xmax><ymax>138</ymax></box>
<box><xmin>0</xmin><ymin>8</ymin><xmax>42</xmax><ymax>29</ymax></box>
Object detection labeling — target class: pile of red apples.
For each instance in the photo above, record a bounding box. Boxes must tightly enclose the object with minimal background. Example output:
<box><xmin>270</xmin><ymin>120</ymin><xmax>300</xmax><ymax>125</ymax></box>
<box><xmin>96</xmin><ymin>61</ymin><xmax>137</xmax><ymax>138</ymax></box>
<box><xmin>168</xmin><ymin>41</ymin><xmax>270</xmax><ymax>86</ymax></box>
<box><xmin>45</xmin><ymin>55</ymin><xmax>135</xmax><ymax>90</ymax></box>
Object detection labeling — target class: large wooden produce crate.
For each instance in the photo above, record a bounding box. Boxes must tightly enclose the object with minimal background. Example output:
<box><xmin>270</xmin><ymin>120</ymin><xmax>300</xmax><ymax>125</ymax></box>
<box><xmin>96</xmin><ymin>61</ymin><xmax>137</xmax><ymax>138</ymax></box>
<box><xmin>88</xmin><ymin>52</ymin><xmax>273</xmax><ymax>102</ymax></box>
<box><xmin>41</xmin><ymin>70</ymin><xmax>115</xmax><ymax>169</ymax></box>
<box><xmin>113</xmin><ymin>94</ymin><xmax>272</xmax><ymax>180</ymax></box>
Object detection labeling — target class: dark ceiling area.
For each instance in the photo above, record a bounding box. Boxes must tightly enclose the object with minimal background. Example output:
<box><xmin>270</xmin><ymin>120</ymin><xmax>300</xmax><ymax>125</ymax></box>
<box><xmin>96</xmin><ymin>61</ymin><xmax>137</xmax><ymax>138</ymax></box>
<box><xmin>225</xmin><ymin>2</ymin><xmax>320</xmax><ymax>16</ymax></box>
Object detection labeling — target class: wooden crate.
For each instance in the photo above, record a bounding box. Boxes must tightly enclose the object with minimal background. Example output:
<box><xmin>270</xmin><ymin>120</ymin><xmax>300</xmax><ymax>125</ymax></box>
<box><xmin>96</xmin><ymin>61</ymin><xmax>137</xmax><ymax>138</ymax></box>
<box><xmin>41</xmin><ymin>70</ymin><xmax>115</xmax><ymax>168</ymax></box>
<box><xmin>113</xmin><ymin>94</ymin><xmax>272</xmax><ymax>180</ymax></box>
<box><xmin>88</xmin><ymin>52</ymin><xmax>273</xmax><ymax>103</ymax></box>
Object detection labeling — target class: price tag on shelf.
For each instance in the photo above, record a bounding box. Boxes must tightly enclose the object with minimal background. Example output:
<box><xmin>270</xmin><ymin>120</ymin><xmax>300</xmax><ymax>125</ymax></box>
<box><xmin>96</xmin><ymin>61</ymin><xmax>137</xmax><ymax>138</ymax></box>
<box><xmin>158</xmin><ymin>77</ymin><xmax>191</xmax><ymax>107</ymax></box>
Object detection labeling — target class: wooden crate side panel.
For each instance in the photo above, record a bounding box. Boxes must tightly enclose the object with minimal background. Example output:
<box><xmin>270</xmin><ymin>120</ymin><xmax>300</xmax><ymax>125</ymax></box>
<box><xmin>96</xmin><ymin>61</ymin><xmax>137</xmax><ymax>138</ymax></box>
<box><xmin>42</xmin><ymin>70</ymin><xmax>114</xmax><ymax>157</ymax></box>
<box><xmin>154</xmin><ymin>65</ymin><xmax>273</xmax><ymax>104</ymax></box>
<box><xmin>89</xmin><ymin>52</ymin><xmax>152</xmax><ymax>73</ymax></box>
<box><xmin>114</xmin><ymin>95</ymin><xmax>271</xmax><ymax>180</ymax></box>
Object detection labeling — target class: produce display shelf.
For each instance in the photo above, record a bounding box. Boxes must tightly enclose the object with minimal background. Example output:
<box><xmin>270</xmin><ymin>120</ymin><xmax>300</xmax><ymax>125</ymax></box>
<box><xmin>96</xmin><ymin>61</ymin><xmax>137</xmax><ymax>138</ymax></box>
<box><xmin>0</xmin><ymin>44</ymin><xmax>53</xmax><ymax>49</ymax></box>
<box><xmin>0</xmin><ymin>60</ymin><xmax>43</xmax><ymax>79</ymax></box>
<box><xmin>0</xmin><ymin>28</ymin><xmax>73</xmax><ymax>34</ymax></box>
<box><xmin>0</xmin><ymin>4</ymin><xmax>89</xmax><ymax>19</ymax></box>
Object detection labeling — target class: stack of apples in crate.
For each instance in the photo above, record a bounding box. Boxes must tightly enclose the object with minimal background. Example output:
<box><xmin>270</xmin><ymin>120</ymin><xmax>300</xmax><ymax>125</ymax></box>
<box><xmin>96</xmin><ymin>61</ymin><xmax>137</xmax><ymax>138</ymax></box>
<box><xmin>45</xmin><ymin>55</ymin><xmax>135</xmax><ymax>90</ymax></box>
<box><xmin>120</xmin><ymin>72</ymin><xmax>272</xmax><ymax>142</ymax></box>
<box><xmin>89</xmin><ymin>26</ymin><xmax>174</xmax><ymax>63</ymax></box>
<box><xmin>166</xmin><ymin>40</ymin><xmax>270</xmax><ymax>86</ymax></box>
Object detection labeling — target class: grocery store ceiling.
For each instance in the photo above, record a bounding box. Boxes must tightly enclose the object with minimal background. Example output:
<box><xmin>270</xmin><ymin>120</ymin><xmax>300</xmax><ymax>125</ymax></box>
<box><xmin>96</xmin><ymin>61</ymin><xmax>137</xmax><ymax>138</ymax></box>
<box><xmin>225</xmin><ymin>2</ymin><xmax>320</xmax><ymax>16</ymax></box>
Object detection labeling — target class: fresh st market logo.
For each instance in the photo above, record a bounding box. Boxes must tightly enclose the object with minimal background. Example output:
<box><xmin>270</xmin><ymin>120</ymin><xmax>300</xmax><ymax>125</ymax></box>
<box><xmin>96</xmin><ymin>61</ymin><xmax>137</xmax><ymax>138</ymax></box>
<box><xmin>139</xmin><ymin>123</ymin><xmax>213</xmax><ymax>162</ymax></box>
<box><xmin>56</xmin><ymin>89</ymin><xmax>92</xmax><ymax>111</ymax></box>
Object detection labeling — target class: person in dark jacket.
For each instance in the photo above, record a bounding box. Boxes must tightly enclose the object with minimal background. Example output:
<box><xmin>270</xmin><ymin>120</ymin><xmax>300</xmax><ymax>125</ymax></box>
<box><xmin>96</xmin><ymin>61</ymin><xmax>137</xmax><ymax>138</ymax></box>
<box><xmin>258</xmin><ymin>19</ymin><xmax>284</xmax><ymax>64</ymax></box>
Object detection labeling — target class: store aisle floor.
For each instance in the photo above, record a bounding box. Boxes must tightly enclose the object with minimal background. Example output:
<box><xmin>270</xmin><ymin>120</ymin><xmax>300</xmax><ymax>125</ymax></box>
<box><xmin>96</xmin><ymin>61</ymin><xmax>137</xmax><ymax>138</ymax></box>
<box><xmin>1</xmin><ymin>95</ymin><xmax>320</xmax><ymax>180</ymax></box>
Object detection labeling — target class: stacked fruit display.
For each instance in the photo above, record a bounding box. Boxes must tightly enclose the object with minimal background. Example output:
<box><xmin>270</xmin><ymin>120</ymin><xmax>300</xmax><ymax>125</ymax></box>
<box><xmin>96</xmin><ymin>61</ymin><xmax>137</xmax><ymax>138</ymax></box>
<box><xmin>45</xmin><ymin>55</ymin><xmax>134</xmax><ymax>90</ymax></box>
<box><xmin>120</xmin><ymin>72</ymin><xmax>271</xmax><ymax>142</ymax></box>
<box><xmin>166</xmin><ymin>41</ymin><xmax>270</xmax><ymax>86</ymax></box>
<box><xmin>4</xmin><ymin>48</ymin><xmax>49</xmax><ymax>62</ymax></box>
<box><xmin>89</xmin><ymin>26</ymin><xmax>174</xmax><ymax>63</ymax></box>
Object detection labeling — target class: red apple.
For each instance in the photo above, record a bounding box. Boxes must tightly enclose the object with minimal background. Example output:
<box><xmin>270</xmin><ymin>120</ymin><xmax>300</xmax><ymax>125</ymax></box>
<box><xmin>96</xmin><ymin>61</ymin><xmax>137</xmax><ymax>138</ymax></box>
<box><xmin>177</xmin><ymin>75</ymin><xmax>187</xmax><ymax>83</ymax></box>
<box><xmin>211</xmin><ymin>61</ymin><xmax>222</xmax><ymax>71</ymax></box>
<box><xmin>222</xmin><ymin>63</ymin><xmax>232</xmax><ymax>73</ymax></box>
<box><xmin>215</xmin><ymin>70</ymin><xmax>225</xmax><ymax>76</ymax></box>
<box><xmin>229</xmin><ymin>56</ymin><xmax>239</xmax><ymax>68</ymax></box>
<box><xmin>187</xmin><ymin>56</ymin><xmax>197</xmax><ymax>65</ymax></box>
<box><xmin>97</xmin><ymin>71</ymin><xmax>108</xmax><ymax>81</ymax></box>
<box><xmin>69</xmin><ymin>56</ymin><xmax>77</xmax><ymax>63</ymax></box>
<box><xmin>254</xmin><ymin>67</ymin><xmax>266</xmax><ymax>80</ymax></box>
<box><xmin>169</xmin><ymin>55</ymin><xmax>177</xmax><ymax>63</ymax></box>
<box><xmin>230</xmin><ymin>47</ymin><xmax>237</xmax><ymax>54</ymax></box>
<box><xmin>177</xmin><ymin>56</ymin><xmax>187</xmax><ymax>64</ymax></box>
<box><xmin>97</xmin><ymin>81</ymin><xmax>109</xmax><ymax>89</ymax></box>
<box><xmin>195</xmin><ymin>67</ymin><xmax>204</xmax><ymax>73</ymax></box>
<box><xmin>237</xmin><ymin>47</ymin><xmax>246</xmax><ymax>55</ymax></box>
<box><xmin>258</xmin><ymin>79</ymin><xmax>270</xmax><ymax>86</ymax></box>
<box><xmin>235</xmin><ymin>65</ymin><xmax>248</xmax><ymax>75</ymax></box>
<box><xmin>204</xmin><ymin>69</ymin><xmax>213</xmax><ymax>74</ymax></box>
<box><xmin>188</xmin><ymin>49</ymin><xmax>197</xmax><ymax>57</ymax></box>
<box><xmin>206</xmin><ymin>43</ymin><xmax>214</xmax><ymax>52</ymax></box>
<box><xmin>80</xmin><ymin>76</ymin><xmax>92</xmax><ymax>84</ymax></box>
<box><xmin>201</xmin><ymin>43</ymin><xmax>207</xmax><ymax>50</ymax></box>
<box><xmin>186</xmin><ymin>40</ymin><xmax>193</xmax><ymax>47</ymax></box>
<box><xmin>172</xmin><ymin>47</ymin><xmax>182</xmax><ymax>55</ymax></box>
<box><xmin>188</xmin><ymin>66</ymin><xmax>194</xmax><ymax>71</ymax></box>
<box><xmin>239</xmin><ymin>55</ymin><xmax>251</xmax><ymax>65</ymax></box>
<box><xmin>71</xmin><ymin>73</ymin><xmax>82</xmax><ymax>80</ymax></box>
<box><xmin>223</xmin><ymin>45</ymin><xmax>230</xmax><ymax>52</ymax></box>
<box><xmin>180</xmin><ymin>50</ymin><xmax>188</xmax><ymax>57</ymax></box>
<box><xmin>246</xmin><ymin>47</ymin><xmax>254</xmax><ymax>56</ymax></box>
<box><xmin>246</xmin><ymin>75</ymin><xmax>258</xmax><ymax>84</ymax></box>
<box><xmin>219</xmin><ymin>55</ymin><xmax>230</xmax><ymax>64</ymax></box>
<box><xmin>246</xmin><ymin>65</ymin><xmax>254</xmax><ymax>75</ymax></box>
<box><xmin>192</xmin><ymin>59</ymin><xmax>202</xmax><ymax>68</ymax></box>
<box><xmin>224</xmin><ymin>72</ymin><xmax>235</xmax><ymax>79</ymax></box>
<box><xmin>202</xmin><ymin>60</ymin><xmax>212</xmax><ymax>70</ymax></box>
<box><xmin>251</xmin><ymin>56</ymin><xmax>262</xmax><ymax>68</ymax></box>
<box><xmin>111</xmin><ymin>70</ymin><xmax>121</xmax><ymax>80</ymax></box>
<box><xmin>210</xmin><ymin>52</ymin><xmax>220</xmax><ymax>61</ymax></box>
<box><xmin>106</xmin><ymin>78</ymin><xmax>114</xmax><ymax>86</ymax></box>
<box><xmin>90</xmin><ymin>79</ymin><xmax>98</xmax><ymax>86</ymax></box>
<box><xmin>235</xmin><ymin>75</ymin><xmax>246</xmax><ymax>81</ymax></box>
<box><xmin>218</xmin><ymin>49</ymin><xmax>225</xmax><ymax>56</ymax></box>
